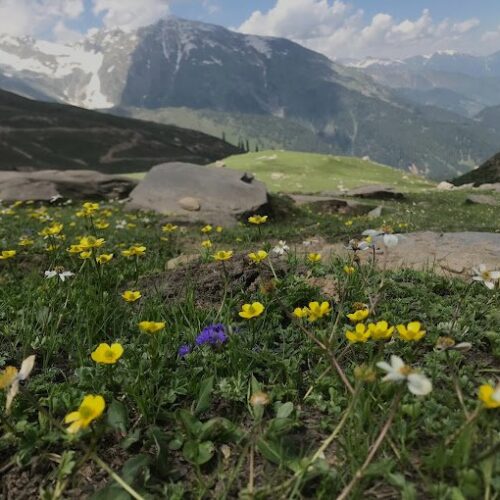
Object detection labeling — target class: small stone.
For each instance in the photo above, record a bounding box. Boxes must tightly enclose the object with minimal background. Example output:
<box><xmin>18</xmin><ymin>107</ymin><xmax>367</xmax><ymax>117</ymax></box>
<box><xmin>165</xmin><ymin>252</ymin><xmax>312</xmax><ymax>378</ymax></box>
<box><xmin>166</xmin><ymin>254</ymin><xmax>200</xmax><ymax>270</ymax></box>
<box><xmin>178</xmin><ymin>197</ymin><xmax>201</xmax><ymax>211</ymax></box>
<box><xmin>368</xmin><ymin>206</ymin><xmax>383</xmax><ymax>219</ymax></box>
<box><xmin>437</xmin><ymin>181</ymin><xmax>454</xmax><ymax>190</ymax></box>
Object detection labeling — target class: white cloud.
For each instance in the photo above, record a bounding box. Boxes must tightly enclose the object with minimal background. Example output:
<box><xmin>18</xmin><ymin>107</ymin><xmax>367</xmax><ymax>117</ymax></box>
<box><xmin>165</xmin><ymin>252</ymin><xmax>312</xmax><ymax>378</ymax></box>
<box><xmin>0</xmin><ymin>0</ymin><xmax>84</xmax><ymax>38</ymax></box>
<box><xmin>92</xmin><ymin>0</ymin><xmax>170</xmax><ymax>31</ymax></box>
<box><xmin>238</xmin><ymin>0</ymin><xmax>489</xmax><ymax>60</ymax></box>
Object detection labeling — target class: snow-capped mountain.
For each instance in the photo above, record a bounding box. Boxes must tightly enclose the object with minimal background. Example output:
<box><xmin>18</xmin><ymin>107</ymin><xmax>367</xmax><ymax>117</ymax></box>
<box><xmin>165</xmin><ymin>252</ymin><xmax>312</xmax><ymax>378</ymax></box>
<box><xmin>0</xmin><ymin>17</ymin><xmax>498</xmax><ymax>179</ymax></box>
<box><xmin>347</xmin><ymin>51</ymin><xmax>500</xmax><ymax>116</ymax></box>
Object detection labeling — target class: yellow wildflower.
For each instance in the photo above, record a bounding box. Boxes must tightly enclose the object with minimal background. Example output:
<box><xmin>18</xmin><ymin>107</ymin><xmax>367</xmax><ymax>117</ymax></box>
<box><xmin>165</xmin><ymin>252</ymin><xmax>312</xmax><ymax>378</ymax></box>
<box><xmin>79</xmin><ymin>251</ymin><xmax>92</xmax><ymax>260</ymax></box>
<box><xmin>214</xmin><ymin>250</ymin><xmax>233</xmax><ymax>261</ymax></box>
<box><xmin>307</xmin><ymin>253</ymin><xmax>322</xmax><ymax>263</ymax></box>
<box><xmin>248</xmin><ymin>250</ymin><xmax>268</xmax><ymax>263</ymax></box>
<box><xmin>201</xmin><ymin>240</ymin><xmax>213</xmax><ymax>249</ymax></box>
<box><xmin>216</xmin><ymin>226</ymin><xmax>223</xmax><ymax>233</ymax></box>
<box><xmin>0</xmin><ymin>355</ymin><xmax>35</xmax><ymax>413</ymax></box>
<box><xmin>397</xmin><ymin>322</ymin><xmax>426</xmax><ymax>342</ymax></box>
<box><xmin>121</xmin><ymin>290</ymin><xmax>142</xmax><ymax>302</ymax></box>
<box><xmin>96</xmin><ymin>253</ymin><xmax>113</xmax><ymax>265</ymax></box>
<box><xmin>201</xmin><ymin>225</ymin><xmax>213</xmax><ymax>234</ymax></box>
<box><xmin>239</xmin><ymin>302</ymin><xmax>265</xmax><ymax>319</ymax></box>
<box><xmin>40</xmin><ymin>223</ymin><xmax>63</xmax><ymax>237</ymax></box>
<box><xmin>368</xmin><ymin>321</ymin><xmax>394</xmax><ymax>341</ymax></box>
<box><xmin>248</xmin><ymin>215</ymin><xmax>268</xmax><ymax>225</ymax></box>
<box><xmin>91</xmin><ymin>343</ymin><xmax>124</xmax><ymax>364</ymax></box>
<box><xmin>346</xmin><ymin>323</ymin><xmax>371</xmax><ymax>343</ymax></box>
<box><xmin>343</xmin><ymin>265</ymin><xmax>356</xmax><ymax>275</ymax></box>
<box><xmin>478</xmin><ymin>383</ymin><xmax>500</xmax><ymax>409</ymax></box>
<box><xmin>78</xmin><ymin>236</ymin><xmax>105</xmax><ymax>249</ymax></box>
<box><xmin>18</xmin><ymin>237</ymin><xmax>34</xmax><ymax>247</ymax></box>
<box><xmin>64</xmin><ymin>395</ymin><xmax>105</xmax><ymax>434</ymax></box>
<box><xmin>94</xmin><ymin>220</ymin><xmax>110</xmax><ymax>229</ymax></box>
<box><xmin>307</xmin><ymin>301</ymin><xmax>332</xmax><ymax>322</ymax></box>
<box><xmin>347</xmin><ymin>308</ymin><xmax>369</xmax><ymax>323</ymax></box>
<box><xmin>0</xmin><ymin>250</ymin><xmax>16</xmax><ymax>260</ymax></box>
<box><xmin>138</xmin><ymin>321</ymin><xmax>165</xmax><ymax>334</ymax></box>
<box><xmin>162</xmin><ymin>223</ymin><xmax>178</xmax><ymax>233</ymax></box>
<box><xmin>122</xmin><ymin>245</ymin><xmax>146</xmax><ymax>257</ymax></box>
<box><xmin>293</xmin><ymin>307</ymin><xmax>309</xmax><ymax>319</ymax></box>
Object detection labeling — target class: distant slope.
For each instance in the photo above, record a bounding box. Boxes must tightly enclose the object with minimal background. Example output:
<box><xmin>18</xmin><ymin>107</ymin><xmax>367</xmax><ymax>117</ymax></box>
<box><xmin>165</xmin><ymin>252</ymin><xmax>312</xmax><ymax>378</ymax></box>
<box><xmin>453</xmin><ymin>152</ymin><xmax>500</xmax><ymax>186</ymax></box>
<box><xmin>0</xmin><ymin>89</ymin><xmax>240</xmax><ymax>173</ymax></box>
<box><xmin>475</xmin><ymin>105</ymin><xmax>500</xmax><ymax>135</ymax></box>
<box><xmin>222</xmin><ymin>150</ymin><xmax>435</xmax><ymax>193</ymax></box>
<box><xmin>116</xmin><ymin>106</ymin><xmax>335</xmax><ymax>154</ymax></box>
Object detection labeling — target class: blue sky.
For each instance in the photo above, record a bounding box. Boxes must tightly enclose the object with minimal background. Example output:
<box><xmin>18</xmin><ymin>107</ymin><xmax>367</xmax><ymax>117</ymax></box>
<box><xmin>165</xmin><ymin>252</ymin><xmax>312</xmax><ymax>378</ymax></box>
<box><xmin>0</xmin><ymin>1</ymin><xmax>499</xmax><ymax>59</ymax></box>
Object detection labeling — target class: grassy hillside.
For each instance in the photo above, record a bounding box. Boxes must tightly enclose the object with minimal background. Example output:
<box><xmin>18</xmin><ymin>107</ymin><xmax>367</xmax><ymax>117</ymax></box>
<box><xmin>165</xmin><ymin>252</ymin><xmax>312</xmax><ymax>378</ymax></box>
<box><xmin>0</xmin><ymin>90</ymin><xmax>239</xmax><ymax>173</ymax></box>
<box><xmin>222</xmin><ymin>151</ymin><xmax>435</xmax><ymax>193</ymax></box>
<box><xmin>453</xmin><ymin>151</ymin><xmax>500</xmax><ymax>186</ymax></box>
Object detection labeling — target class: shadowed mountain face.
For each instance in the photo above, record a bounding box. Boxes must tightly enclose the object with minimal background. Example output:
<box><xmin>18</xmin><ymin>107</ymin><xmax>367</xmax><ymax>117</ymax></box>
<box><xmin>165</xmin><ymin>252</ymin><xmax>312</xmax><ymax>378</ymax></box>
<box><xmin>453</xmin><ymin>152</ymin><xmax>500</xmax><ymax>186</ymax></box>
<box><xmin>0</xmin><ymin>89</ymin><xmax>240</xmax><ymax>173</ymax></box>
<box><xmin>0</xmin><ymin>18</ymin><xmax>499</xmax><ymax>179</ymax></box>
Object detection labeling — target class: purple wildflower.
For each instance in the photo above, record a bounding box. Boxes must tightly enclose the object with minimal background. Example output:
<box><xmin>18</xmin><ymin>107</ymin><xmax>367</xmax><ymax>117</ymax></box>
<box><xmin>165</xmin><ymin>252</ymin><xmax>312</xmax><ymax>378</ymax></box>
<box><xmin>195</xmin><ymin>323</ymin><xmax>228</xmax><ymax>346</ymax></box>
<box><xmin>178</xmin><ymin>344</ymin><xmax>192</xmax><ymax>358</ymax></box>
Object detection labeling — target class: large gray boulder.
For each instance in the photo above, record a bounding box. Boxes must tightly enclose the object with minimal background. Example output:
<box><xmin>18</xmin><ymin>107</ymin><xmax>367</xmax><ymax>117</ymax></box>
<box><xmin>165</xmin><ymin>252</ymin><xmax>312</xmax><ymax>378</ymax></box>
<box><xmin>348</xmin><ymin>185</ymin><xmax>405</xmax><ymax>200</ymax></box>
<box><xmin>0</xmin><ymin>170</ymin><xmax>136</xmax><ymax>202</ymax></box>
<box><xmin>127</xmin><ymin>162</ymin><xmax>268</xmax><ymax>225</ymax></box>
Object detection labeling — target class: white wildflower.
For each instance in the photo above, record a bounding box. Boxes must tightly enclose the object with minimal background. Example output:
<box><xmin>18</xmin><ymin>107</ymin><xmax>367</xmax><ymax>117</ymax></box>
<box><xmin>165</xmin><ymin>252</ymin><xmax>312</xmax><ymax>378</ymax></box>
<box><xmin>472</xmin><ymin>264</ymin><xmax>500</xmax><ymax>290</ymax></box>
<box><xmin>272</xmin><ymin>241</ymin><xmax>290</xmax><ymax>256</ymax></box>
<box><xmin>376</xmin><ymin>355</ymin><xmax>432</xmax><ymax>396</ymax></box>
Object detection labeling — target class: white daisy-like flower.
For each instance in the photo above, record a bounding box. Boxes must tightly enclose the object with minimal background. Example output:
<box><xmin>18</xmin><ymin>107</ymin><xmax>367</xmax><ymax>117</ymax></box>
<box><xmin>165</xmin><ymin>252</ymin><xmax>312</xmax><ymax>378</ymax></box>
<box><xmin>472</xmin><ymin>264</ymin><xmax>500</xmax><ymax>290</ymax></box>
<box><xmin>49</xmin><ymin>194</ymin><xmax>63</xmax><ymax>203</ymax></box>
<box><xmin>272</xmin><ymin>240</ymin><xmax>290</xmax><ymax>256</ymax></box>
<box><xmin>115</xmin><ymin>220</ymin><xmax>127</xmax><ymax>229</ymax></box>
<box><xmin>376</xmin><ymin>355</ymin><xmax>432</xmax><ymax>396</ymax></box>
<box><xmin>346</xmin><ymin>238</ymin><xmax>373</xmax><ymax>252</ymax></box>
<box><xmin>45</xmin><ymin>270</ymin><xmax>75</xmax><ymax>282</ymax></box>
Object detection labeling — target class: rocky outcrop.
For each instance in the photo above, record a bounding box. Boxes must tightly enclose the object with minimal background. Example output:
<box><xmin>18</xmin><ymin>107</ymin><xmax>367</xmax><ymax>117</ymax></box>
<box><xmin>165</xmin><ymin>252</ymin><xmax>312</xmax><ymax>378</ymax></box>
<box><xmin>0</xmin><ymin>169</ymin><xmax>137</xmax><ymax>202</ymax></box>
<box><xmin>126</xmin><ymin>162</ymin><xmax>268</xmax><ymax>225</ymax></box>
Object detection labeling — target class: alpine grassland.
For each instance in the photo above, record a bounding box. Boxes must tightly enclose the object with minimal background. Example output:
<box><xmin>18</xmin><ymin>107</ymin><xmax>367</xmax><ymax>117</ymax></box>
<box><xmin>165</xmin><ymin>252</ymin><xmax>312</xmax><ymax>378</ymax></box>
<box><xmin>0</xmin><ymin>190</ymin><xmax>499</xmax><ymax>499</ymax></box>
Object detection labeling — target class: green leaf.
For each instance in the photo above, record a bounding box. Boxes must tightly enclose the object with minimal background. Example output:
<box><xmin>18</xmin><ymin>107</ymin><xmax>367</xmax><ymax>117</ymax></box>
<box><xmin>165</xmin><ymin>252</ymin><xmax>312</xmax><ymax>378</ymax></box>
<box><xmin>276</xmin><ymin>402</ymin><xmax>294</xmax><ymax>419</ymax></box>
<box><xmin>107</xmin><ymin>399</ymin><xmax>129</xmax><ymax>434</ymax></box>
<box><xmin>121</xmin><ymin>429</ymin><xmax>141</xmax><ymax>450</ymax></box>
<box><xmin>194</xmin><ymin>376</ymin><xmax>214</xmax><ymax>415</ymax></box>
<box><xmin>182</xmin><ymin>440</ymin><xmax>215</xmax><ymax>465</ymax></box>
<box><xmin>256</xmin><ymin>437</ymin><xmax>284</xmax><ymax>465</ymax></box>
<box><xmin>177</xmin><ymin>409</ymin><xmax>203</xmax><ymax>436</ymax></box>
<box><xmin>199</xmin><ymin>417</ymin><xmax>243</xmax><ymax>442</ymax></box>
<box><xmin>91</xmin><ymin>485</ymin><xmax>131</xmax><ymax>500</ymax></box>
<box><xmin>121</xmin><ymin>454</ymin><xmax>150</xmax><ymax>484</ymax></box>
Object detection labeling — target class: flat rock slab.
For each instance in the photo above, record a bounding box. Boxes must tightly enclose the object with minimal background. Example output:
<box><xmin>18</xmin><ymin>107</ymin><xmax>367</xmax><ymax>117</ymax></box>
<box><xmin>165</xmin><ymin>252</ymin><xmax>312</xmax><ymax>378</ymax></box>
<box><xmin>317</xmin><ymin>232</ymin><xmax>500</xmax><ymax>276</ymax></box>
<box><xmin>127</xmin><ymin>162</ymin><xmax>268</xmax><ymax>226</ymax></box>
<box><xmin>0</xmin><ymin>170</ymin><xmax>136</xmax><ymax>202</ymax></box>
<box><xmin>466</xmin><ymin>195</ymin><xmax>498</xmax><ymax>206</ymax></box>
<box><xmin>289</xmin><ymin>194</ymin><xmax>371</xmax><ymax>215</ymax></box>
<box><xmin>348</xmin><ymin>185</ymin><xmax>405</xmax><ymax>200</ymax></box>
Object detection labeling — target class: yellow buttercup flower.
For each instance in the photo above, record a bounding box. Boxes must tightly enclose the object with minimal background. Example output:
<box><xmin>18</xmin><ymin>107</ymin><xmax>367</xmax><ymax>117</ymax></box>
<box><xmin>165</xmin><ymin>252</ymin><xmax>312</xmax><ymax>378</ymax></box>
<box><xmin>64</xmin><ymin>395</ymin><xmax>105</xmax><ymax>434</ymax></box>
<box><xmin>368</xmin><ymin>321</ymin><xmax>394</xmax><ymax>341</ymax></box>
<box><xmin>248</xmin><ymin>250</ymin><xmax>268</xmax><ymax>263</ymax></box>
<box><xmin>96</xmin><ymin>253</ymin><xmax>113</xmax><ymax>265</ymax></box>
<box><xmin>343</xmin><ymin>265</ymin><xmax>356</xmax><ymax>275</ymax></box>
<box><xmin>201</xmin><ymin>225</ymin><xmax>213</xmax><ymax>234</ymax></box>
<box><xmin>122</xmin><ymin>290</ymin><xmax>142</xmax><ymax>302</ymax></box>
<box><xmin>79</xmin><ymin>251</ymin><xmax>92</xmax><ymax>260</ymax></box>
<box><xmin>18</xmin><ymin>237</ymin><xmax>34</xmax><ymax>247</ymax></box>
<box><xmin>40</xmin><ymin>223</ymin><xmax>63</xmax><ymax>237</ymax></box>
<box><xmin>122</xmin><ymin>245</ymin><xmax>146</xmax><ymax>257</ymax></box>
<box><xmin>214</xmin><ymin>250</ymin><xmax>233</xmax><ymax>261</ymax></box>
<box><xmin>94</xmin><ymin>220</ymin><xmax>110</xmax><ymax>230</ymax></box>
<box><xmin>201</xmin><ymin>240</ymin><xmax>213</xmax><ymax>249</ymax></box>
<box><xmin>78</xmin><ymin>236</ymin><xmax>105</xmax><ymax>249</ymax></box>
<box><xmin>307</xmin><ymin>253</ymin><xmax>322</xmax><ymax>263</ymax></box>
<box><xmin>478</xmin><ymin>383</ymin><xmax>500</xmax><ymax>409</ymax></box>
<box><xmin>347</xmin><ymin>308</ymin><xmax>369</xmax><ymax>323</ymax></box>
<box><xmin>83</xmin><ymin>202</ymin><xmax>100</xmax><ymax>212</ymax></box>
<box><xmin>68</xmin><ymin>245</ymin><xmax>83</xmax><ymax>254</ymax></box>
<box><xmin>216</xmin><ymin>226</ymin><xmax>223</xmax><ymax>233</ymax></box>
<box><xmin>346</xmin><ymin>323</ymin><xmax>371</xmax><ymax>343</ymax></box>
<box><xmin>293</xmin><ymin>307</ymin><xmax>309</xmax><ymax>319</ymax></box>
<box><xmin>91</xmin><ymin>343</ymin><xmax>124</xmax><ymax>364</ymax></box>
<box><xmin>0</xmin><ymin>250</ymin><xmax>16</xmax><ymax>260</ymax></box>
<box><xmin>248</xmin><ymin>215</ymin><xmax>268</xmax><ymax>225</ymax></box>
<box><xmin>397</xmin><ymin>322</ymin><xmax>426</xmax><ymax>342</ymax></box>
<box><xmin>138</xmin><ymin>321</ymin><xmax>165</xmax><ymax>334</ymax></box>
<box><xmin>344</xmin><ymin>220</ymin><xmax>353</xmax><ymax>227</ymax></box>
<box><xmin>162</xmin><ymin>223</ymin><xmax>179</xmax><ymax>233</ymax></box>
<box><xmin>45</xmin><ymin>244</ymin><xmax>59</xmax><ymax>252</ymax></box>
<box><xmin>239</xmin><ymin>302</ymin><xmax>265</xmax><ymax>319</ymax></box>
<box><xmin>307</xmin><ymin>301</ymin><xmax>332</xmax><ymax>322</ymax></box>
